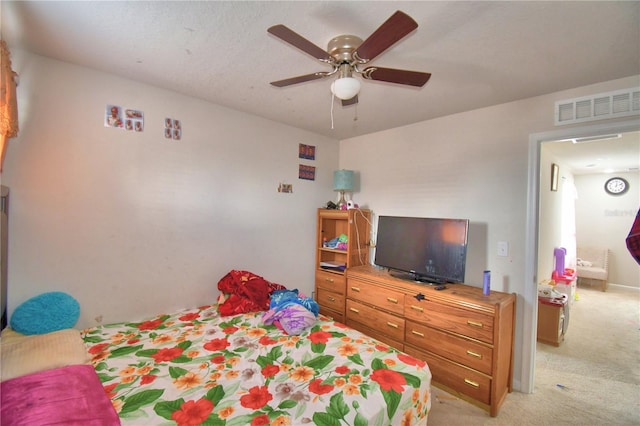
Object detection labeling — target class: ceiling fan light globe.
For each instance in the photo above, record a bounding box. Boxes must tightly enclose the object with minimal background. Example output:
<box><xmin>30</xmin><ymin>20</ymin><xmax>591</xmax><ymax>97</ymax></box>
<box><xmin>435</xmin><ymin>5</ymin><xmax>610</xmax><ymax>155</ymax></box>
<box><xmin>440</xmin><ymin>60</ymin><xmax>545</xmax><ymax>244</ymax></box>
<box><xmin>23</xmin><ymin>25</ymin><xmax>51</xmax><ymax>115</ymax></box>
<box><xmin>331</xmin><ymin>77</ymin><xmax>361</xmax><ymax>100</ymax></box>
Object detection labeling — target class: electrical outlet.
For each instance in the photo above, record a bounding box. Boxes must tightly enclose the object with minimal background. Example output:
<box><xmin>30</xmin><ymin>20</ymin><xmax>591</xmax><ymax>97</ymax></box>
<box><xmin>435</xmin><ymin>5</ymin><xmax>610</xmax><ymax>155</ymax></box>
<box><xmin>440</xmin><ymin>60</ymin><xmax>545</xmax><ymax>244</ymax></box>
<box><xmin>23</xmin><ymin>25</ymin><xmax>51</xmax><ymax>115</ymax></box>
<box><xmin>497</xmin><ymin>241</ymin><xmax>509</xmax><ymax>257</ymax></box>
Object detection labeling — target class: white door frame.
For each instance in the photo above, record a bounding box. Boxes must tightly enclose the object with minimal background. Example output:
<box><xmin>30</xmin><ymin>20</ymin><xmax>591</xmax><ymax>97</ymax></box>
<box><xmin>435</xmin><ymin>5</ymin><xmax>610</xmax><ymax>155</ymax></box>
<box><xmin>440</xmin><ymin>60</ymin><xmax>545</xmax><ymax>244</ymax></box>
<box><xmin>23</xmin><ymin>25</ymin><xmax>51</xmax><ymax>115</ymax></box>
<box><xmin>522</xmin><ymin>118</ymin><xmax>640</xmax><ymax>393</ymax></box>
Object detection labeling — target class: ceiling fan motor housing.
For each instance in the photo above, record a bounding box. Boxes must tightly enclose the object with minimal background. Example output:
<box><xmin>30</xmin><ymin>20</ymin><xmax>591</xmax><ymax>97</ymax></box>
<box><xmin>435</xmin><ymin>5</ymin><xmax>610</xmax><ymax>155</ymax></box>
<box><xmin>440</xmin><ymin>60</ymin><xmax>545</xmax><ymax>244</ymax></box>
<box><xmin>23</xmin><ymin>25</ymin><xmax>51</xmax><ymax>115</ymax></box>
<box><xmin>327</xmin><ymin>35</ymin><xmax>363</xmax><ymax>63</ymax></box>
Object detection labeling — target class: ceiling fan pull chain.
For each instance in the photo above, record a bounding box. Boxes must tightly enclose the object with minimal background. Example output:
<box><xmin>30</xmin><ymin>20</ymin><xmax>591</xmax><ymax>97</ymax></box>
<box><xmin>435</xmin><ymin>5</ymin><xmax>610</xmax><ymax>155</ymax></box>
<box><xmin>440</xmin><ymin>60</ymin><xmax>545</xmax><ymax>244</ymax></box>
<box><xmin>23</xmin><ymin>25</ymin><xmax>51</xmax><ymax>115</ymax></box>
<box><xmin>330</xmin><ymin>91</ymin><xmax>335</xmax><ymax>129</ymax></box>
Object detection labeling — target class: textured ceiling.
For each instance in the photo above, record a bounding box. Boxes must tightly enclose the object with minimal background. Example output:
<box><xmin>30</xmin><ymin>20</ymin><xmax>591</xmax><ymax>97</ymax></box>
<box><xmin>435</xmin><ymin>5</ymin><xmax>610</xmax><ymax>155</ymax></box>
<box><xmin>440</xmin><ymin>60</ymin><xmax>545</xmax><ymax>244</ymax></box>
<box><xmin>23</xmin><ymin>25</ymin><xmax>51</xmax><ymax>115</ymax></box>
<box><xmin>2</xmin><ymin>1</ymin><xmax>640</xmax><ymax>174</ymax></box>
<box><xmin>3</xmin><ymin>1</ymin><xmax>639</xmax><ymax>143</ymax></box>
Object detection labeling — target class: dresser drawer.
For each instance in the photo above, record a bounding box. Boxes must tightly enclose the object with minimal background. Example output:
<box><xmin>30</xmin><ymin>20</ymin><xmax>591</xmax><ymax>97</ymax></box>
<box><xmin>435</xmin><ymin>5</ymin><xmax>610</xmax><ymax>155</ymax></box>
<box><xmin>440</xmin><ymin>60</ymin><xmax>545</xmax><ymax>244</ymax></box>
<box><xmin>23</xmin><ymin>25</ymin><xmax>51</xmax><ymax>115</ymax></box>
<box><xmin>405</xmin><ymin>299</ymin><xmax>494</xmax><ymax>344</ymax></box>
<box><xmin>346</xmin><ymin>320</ymin><xmax>404</xmax><ymax>352</ymax></box>
<box><xmin>347</xmin><ymin>279</ymin><xmax>404</xmax><ymax>315</ymax></box>
<box><xmin>316</xmin><ymin>270</ymin><xmax>346</xmax><ymax>295</ymax></box>
<box><xmin>405</xmin><ymin>346</ymin><xmax>491</xmax><ymax>405</ymax></box>
<box><xmin>405</xmin><ymin>321</ymin><xmax>493</xmax><ymax>375</ymax></box>
<box><xmin>319</xmin><ymin>307</ymin><xmax>344</xmax><ymax>324</ymax></box>
<box><xmin>317</xmin><ymin>288</ymin><xmax>345</xmax><ymax>313</ymax></box>
<box><xmin>346</xmin><ymin>299</ymin><xmax>405</xmax><ymax>342</ymax></box>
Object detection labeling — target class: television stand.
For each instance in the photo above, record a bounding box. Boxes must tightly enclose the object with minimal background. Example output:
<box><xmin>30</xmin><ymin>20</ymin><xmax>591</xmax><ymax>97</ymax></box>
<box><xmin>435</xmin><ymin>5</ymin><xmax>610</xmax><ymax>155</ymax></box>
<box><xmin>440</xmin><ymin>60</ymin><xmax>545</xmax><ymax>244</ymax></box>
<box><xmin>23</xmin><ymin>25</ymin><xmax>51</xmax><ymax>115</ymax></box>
<box><xmin>345</xmin><ymin>265</ymin><xmax>516</xmax><ymax>417</ymax></box>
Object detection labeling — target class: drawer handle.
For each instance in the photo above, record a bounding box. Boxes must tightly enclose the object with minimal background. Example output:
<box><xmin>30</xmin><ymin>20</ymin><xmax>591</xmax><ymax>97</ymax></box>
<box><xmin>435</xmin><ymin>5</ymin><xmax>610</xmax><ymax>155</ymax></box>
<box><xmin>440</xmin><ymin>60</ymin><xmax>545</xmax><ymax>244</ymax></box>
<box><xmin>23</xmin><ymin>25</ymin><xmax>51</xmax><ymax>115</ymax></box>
<box><xmin>466</xmin><ymin>350</ymin><xmax>482</xmax><ymax>359</ymax></box>
<box><xmin>411</xmin><ymin>330</ymin><xmax>424</xmax><ymax>337</ymax></box>
<box><xmin>410</xmin><ymin>305</ymin><xmax>424</xmax><ymax>312</ymax></box>
<box><xmin>327</xmin><ymin>296</ymin><xmax>336</xmax><ymax>302</ymax></box>
<box><xmin>464</xmin><ymin>379</ymin><xmax>479</xmax><ymax>388</ymax></box>
<box><xmin>349</xmin><ymin>307</ymin><xmax>360</xmax><ymax>314</ymax></box>
<box><xmin>386</xmin><ymin>322</ymin><xmax>398</xmax><ymax>329</ymax></box>
<box><xmin>467</xmin><ymin>320</ymin><xmax>483</xmax><ymax>328</ymax></box>
<box><xmin>325</xmin><ymin>278</ymin><xmax>334</xmax><ymax>283</ymax></box>
<box><xmin>386</xmin><ymin>297</ymin><xmax>398</xmax><ymax>304</ymax></box>
<box><xmin>351</xmin><ymin>286</ymin><xmax>360</xmax><ymax>292</ymax></box>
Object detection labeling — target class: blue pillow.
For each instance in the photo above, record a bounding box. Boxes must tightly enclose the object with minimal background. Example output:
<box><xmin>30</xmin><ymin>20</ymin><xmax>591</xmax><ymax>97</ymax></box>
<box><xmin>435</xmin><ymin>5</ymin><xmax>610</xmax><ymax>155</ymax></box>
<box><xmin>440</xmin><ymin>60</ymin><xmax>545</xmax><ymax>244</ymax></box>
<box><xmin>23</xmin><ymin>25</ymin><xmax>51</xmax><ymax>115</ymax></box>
<box><xmin>10</xmin><ymin>292</ymin><xmax>80</xmax><ymax>335</ymax></box>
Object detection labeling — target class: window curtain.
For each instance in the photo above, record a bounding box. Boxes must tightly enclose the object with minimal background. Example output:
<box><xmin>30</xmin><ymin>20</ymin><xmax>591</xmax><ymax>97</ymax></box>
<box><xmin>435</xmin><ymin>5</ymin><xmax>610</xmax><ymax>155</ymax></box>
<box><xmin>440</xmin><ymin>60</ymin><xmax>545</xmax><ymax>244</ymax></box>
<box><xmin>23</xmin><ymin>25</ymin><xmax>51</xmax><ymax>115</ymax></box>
<box><xmin>0</xmin><ymin>40</ymin><xmax>19</xmax><ymax>172</ymax></box>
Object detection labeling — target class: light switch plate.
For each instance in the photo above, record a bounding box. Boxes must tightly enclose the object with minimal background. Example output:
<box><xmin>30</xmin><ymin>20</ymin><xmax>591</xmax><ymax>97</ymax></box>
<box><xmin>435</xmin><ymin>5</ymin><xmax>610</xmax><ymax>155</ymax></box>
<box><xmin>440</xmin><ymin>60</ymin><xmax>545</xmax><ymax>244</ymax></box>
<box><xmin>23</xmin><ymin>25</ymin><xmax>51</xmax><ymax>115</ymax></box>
<box><xmin>498</xmin><ymin>241</ymin><xmax>509</xmax><ymax>257</ymax></box>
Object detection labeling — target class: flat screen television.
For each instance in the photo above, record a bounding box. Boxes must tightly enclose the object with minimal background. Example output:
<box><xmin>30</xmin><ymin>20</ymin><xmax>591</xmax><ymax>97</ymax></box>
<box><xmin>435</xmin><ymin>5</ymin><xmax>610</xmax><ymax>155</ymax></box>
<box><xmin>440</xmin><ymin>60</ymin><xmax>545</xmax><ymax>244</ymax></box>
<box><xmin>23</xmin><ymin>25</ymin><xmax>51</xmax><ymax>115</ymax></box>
<box><xmin>374</xmin><ymin>216</ymin><xmax>469</xmax><ymax>284</ymax></box>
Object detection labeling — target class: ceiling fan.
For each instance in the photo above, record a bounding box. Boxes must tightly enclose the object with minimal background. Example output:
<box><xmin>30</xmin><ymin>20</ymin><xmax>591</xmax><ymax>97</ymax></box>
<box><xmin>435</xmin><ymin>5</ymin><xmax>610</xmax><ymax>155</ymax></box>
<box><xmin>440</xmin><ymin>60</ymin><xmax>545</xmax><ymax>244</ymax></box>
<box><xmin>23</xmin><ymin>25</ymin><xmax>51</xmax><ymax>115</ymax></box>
<box><xmin>268</xmin><ymin>10</ymin><xmax>431</xmax><ymax>106</ymax></box>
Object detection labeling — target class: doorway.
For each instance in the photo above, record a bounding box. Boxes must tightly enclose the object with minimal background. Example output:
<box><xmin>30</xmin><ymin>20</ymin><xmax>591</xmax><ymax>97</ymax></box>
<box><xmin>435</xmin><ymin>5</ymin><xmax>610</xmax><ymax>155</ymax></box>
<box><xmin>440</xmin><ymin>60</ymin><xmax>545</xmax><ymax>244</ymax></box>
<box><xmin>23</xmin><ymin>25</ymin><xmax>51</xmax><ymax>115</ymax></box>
<box><xmin>522</xmin><ymin>118</ymin><xmax>640</xmax><ymax>393</ymax></box>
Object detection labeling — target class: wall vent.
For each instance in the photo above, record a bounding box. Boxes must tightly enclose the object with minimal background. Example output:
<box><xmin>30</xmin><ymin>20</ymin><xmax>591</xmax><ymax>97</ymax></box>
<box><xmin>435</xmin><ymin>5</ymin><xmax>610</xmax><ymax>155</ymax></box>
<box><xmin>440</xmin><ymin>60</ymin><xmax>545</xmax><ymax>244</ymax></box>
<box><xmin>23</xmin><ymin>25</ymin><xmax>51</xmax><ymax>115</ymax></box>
<box><xmin>554</xmin><ymin>87</ymin><xmax>640</xmax><ymax>125</ymax></box>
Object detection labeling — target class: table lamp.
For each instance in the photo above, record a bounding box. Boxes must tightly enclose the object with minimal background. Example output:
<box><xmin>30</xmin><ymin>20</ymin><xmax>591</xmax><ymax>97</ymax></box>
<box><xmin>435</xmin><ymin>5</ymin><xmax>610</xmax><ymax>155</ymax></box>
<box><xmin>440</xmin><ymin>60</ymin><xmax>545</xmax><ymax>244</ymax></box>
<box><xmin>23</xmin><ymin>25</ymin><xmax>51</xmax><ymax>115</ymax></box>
<box><xmin>333</xmin><ymin>170</ymin><xmax>354</xmax><ymax>209</ymax></box>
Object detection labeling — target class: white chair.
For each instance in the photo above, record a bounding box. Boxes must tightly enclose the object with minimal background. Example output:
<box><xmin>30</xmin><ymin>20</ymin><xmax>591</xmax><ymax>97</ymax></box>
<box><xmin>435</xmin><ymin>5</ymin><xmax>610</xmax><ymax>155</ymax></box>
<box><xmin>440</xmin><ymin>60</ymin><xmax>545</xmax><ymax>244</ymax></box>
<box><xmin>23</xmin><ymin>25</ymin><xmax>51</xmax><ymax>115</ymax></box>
<box><xmin>576</xmin><ymin>247</ymin><xmax>609</xmax><ymax>291</ymax></box>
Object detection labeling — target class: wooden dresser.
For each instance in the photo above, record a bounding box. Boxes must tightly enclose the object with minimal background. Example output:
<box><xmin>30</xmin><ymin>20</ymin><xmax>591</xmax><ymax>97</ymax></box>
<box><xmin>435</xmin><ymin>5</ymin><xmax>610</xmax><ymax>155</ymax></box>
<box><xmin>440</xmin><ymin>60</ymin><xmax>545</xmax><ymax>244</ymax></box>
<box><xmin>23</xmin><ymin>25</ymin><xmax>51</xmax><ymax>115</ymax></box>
<box><xmin>345</xmin><ymin>265</ymin><xmax>516</xmax><ymax>417</ymax></box>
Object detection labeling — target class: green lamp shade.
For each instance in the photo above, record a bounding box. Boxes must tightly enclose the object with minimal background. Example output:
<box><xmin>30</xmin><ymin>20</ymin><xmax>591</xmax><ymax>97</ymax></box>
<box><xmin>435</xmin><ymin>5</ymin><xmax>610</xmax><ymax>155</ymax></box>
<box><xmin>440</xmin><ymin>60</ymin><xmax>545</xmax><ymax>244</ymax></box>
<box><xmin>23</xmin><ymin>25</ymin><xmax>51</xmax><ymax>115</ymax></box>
<box><xmin>333</xmin><ymin>170</ymin><xmax>354</xmax><ymax>191</ymax></box>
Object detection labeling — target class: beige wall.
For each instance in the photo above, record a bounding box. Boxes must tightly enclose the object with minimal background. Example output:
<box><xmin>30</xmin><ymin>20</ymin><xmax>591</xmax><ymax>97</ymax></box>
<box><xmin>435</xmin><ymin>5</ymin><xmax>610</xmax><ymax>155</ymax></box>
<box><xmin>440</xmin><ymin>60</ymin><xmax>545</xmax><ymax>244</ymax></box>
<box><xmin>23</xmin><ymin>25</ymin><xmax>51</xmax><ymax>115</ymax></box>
<box><xmin>2</xmin><ymin>51</ymin><xmax>339</xmax><ymax>328</ymax></box>
<box><xmin>575</xmin><ymin>172</ymin><xmax>640</xmax><ymax>287</ymax></box>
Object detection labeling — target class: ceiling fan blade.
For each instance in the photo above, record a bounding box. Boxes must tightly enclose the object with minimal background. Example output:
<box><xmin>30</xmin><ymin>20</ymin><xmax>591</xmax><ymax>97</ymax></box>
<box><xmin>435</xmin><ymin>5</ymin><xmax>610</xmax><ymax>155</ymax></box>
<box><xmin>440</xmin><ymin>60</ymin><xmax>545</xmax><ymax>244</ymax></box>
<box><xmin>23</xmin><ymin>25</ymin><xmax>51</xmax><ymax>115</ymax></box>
<box><xmin>353</xmin><ymin>11</ymin><xmax>418</xmax><ymax>63</ymax></box>
<box><xmin>341</xmin><ymin>95</ymin><xmax>358</xmax><ymax>106</ymax></box>
<box><xmin>362</xmin><ymin>66</ymin><xmax>431</xmax><ymax>87</ymax></box>
<box><xmin>268</xmin><ymin>24</ymin><xmax>333</xmax><ymax>62</ymax></box>
<box><xmin>270</xmin><ymin>73</ymin><xmax>327</xmax><ymax>87</ymax></box>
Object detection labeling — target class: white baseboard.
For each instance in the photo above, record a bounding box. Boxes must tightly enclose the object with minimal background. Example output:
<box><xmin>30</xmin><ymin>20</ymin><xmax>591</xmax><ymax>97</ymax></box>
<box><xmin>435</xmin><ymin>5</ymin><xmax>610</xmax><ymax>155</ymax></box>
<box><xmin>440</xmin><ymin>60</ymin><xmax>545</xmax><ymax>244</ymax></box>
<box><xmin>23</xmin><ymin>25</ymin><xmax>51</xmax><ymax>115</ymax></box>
<box><xmin>607</xmin><ymin>283</ymin><xmax>640</xmax><ymax>291</ymax></box>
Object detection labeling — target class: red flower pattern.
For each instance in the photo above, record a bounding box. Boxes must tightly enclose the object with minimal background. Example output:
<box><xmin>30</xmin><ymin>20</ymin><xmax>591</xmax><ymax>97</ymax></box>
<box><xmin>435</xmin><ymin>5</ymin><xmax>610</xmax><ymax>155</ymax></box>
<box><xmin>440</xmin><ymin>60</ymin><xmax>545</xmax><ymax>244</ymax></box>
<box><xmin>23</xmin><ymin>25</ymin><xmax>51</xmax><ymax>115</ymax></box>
<box><xmin>211</xmin><ymin>355</ymin><xmax>226</xmax><ymax>364</ymax></box>
<box><xmin>259</xmin><ymin>335</ymin><xmax>278</xmax><ymax>345</ymax></box>
<box><xmin>240</xmin><ymin>386</ymin><xmax>273</xmax><ymax>410</ymax></box>
<box><xmin>371</xmin><ymin>369</ymin><xmax>406</xmax><ymax>393</ymax></box>
<box><xmin>171</xmin><ymin>398</ymin><xmax>214</xmax><ymax>426</ymax></box>
<box><xmin>397</xmin><ymin>353</ymin><xmax>426</xmax><ymax>368</ymax></box>
<box><xmin>137</xmin><ymin>318</ymin><xmax>164</xmax><ymax>330</ymax></box>
<box><xmin>141</xmin><ymin>374</ymin><xmax>157</xmax><ymax>385</ymax></box>
<box><xmin>261</xmin><ymin>364</ymin><xmax>279</xmax><ymax>378</ymax></box>
<box><xmin>204</xmin><ymin>338</ymin><xmax>230</xmax><ymax>352</ymax></box>
<box><xmin>83</xmin><ymin>300</ymin><xmax>431</xmax><ymax>425</ymax></box>
<box><xmin>104</xmin><ymin>383</ymin><xmax>118</xmax><ymax>399</ymax></box>
<box><xmin>375</xmin><ymin>344</ymin><xmax>389</xmax><ymax>352</ymax></box>
<box><xmin>179</xmin><ymin>312</ymin><xmax>200</xmax><ymax>322</ymax></box>
<box><xmin>88</xmin><ymin>342</ymin><xmax>109</xmax><ymax>354</ymax></box>
<box><xmin>308</xmin><ymin>331</ymin><xmax>332</xmax><ymax>344</ymax></box>
<box><xmin>151</xmin><ymin>347</ymin><xmax>184</xmax><ymax>363</ymax></box>
<box><xmin>309</xmin><ymin>378</ymin><xmax>334</xmax><ymax>395</ymax></box>
<box><xmin>251</xmin><ymin>414</ymin><xmax>271</xmax><ymax>426</ymax></box>
<box><xmin>335</xmin><ymin>365</ymin><xmax>350</xmax><ymax>375</ymax></box>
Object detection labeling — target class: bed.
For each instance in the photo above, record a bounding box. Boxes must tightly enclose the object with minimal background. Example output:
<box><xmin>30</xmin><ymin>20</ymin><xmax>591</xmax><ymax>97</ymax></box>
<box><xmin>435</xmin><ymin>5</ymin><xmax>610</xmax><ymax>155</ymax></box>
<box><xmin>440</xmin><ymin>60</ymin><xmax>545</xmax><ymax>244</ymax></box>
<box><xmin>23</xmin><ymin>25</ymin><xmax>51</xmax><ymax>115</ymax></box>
<box><xmin>1</xmin><ymin>271</ymin><xmax>431</xmax><ymax>426</ymax></box>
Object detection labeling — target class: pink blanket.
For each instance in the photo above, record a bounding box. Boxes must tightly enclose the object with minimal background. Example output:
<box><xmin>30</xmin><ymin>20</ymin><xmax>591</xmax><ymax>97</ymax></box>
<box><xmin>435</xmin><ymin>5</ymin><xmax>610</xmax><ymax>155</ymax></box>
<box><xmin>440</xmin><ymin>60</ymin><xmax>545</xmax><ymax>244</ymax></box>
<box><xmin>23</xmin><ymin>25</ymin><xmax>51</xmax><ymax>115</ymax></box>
<box><xmin>1</xmin><ymin>364</ymin><xmax>120</xmax><ymax>425</ymax></box>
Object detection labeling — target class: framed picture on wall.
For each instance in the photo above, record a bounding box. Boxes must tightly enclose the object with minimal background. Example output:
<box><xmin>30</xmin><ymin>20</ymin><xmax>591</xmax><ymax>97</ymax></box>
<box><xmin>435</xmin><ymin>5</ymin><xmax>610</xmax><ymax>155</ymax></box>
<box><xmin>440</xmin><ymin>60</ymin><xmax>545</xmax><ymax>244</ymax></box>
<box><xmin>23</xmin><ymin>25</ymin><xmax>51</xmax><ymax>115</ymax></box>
<box><xmin>551</xmin><ymin>163</ymin><xmax>559</xmax><ymax>191</ymax></box>
<box><xmin>299</xmin><ymin>144</ymin><xmax>315</xmax><ymax>160</ymax></box>
<box><xmin>299</xmin><ymin>164</ymin><xmax>315</xmax><ymax>180</ymax></box>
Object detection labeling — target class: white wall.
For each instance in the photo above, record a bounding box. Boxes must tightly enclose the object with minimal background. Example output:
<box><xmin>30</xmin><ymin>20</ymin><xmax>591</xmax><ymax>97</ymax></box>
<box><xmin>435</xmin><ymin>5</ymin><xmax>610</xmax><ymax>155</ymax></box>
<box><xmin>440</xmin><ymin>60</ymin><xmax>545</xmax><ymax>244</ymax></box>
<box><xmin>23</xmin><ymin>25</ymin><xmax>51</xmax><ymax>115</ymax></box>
<box><xmin>338</xmin><ymin>75</ymin><xmax>640</xmax><ymax>391</ymax></box>
<box><xmin>2</xmin><ymin>51</ymin><xmax>339</xmax><ymax>328</ymax></box>
<box><xmin>537</xmin><ymin>149</ymin><xmax>577</xmax><ymax>285</ymax></box>
<box><xmin>575</xmin><ymin>172</ymin><xmax>640</xmax><ymax>287</ymax></box>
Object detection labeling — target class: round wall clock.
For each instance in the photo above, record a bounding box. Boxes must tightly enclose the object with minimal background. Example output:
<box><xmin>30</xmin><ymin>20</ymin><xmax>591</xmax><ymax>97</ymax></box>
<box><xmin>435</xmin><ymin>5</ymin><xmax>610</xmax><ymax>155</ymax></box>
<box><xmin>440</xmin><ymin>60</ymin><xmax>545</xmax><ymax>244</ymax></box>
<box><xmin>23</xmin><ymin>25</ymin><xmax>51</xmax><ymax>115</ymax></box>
<box><xmin>604</xmin><ymin>177</ymin><xmax>629</xmax><ymax>195</ymax></box>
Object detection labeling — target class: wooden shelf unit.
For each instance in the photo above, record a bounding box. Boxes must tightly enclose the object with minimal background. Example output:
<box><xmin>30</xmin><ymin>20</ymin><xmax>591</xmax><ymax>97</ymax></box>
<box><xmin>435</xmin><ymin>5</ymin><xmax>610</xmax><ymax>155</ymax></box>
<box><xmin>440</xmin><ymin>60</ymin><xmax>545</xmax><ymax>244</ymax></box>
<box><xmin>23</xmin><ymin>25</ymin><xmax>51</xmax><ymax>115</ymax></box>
<box><xmin>345</xmin><ymin>265</ymin><xmax>516</xmax><ymax>417</ymax></box>
<box><xmin>314</xmin><ymin>208</ymin><xmax>371</xmax><ymax>323</ymax></box>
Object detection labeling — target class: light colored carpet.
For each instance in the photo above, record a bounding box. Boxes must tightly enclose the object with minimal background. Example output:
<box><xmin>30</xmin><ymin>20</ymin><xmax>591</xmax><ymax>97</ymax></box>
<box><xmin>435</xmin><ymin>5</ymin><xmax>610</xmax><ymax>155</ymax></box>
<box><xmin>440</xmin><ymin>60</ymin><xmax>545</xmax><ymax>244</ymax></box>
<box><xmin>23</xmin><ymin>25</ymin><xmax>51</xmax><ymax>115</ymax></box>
<box><xmin>426</xmin><ymin>284</ymin><xmax>640</xmax><ymax>425</ymax></box>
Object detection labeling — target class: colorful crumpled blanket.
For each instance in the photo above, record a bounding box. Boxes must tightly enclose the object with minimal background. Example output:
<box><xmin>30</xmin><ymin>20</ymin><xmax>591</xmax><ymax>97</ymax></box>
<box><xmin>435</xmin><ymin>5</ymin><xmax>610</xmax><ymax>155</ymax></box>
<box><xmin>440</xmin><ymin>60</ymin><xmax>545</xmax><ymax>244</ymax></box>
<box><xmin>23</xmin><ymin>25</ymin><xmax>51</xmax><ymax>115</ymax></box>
<box><xmin>217</xmin><ymin>270</ymin><xmax>286</xmax><ymax>316</ymax></box>
<box><xmin>262</xmin><ymin>289</ymin><xmax>319</xmax><ymax>335</ymax></box>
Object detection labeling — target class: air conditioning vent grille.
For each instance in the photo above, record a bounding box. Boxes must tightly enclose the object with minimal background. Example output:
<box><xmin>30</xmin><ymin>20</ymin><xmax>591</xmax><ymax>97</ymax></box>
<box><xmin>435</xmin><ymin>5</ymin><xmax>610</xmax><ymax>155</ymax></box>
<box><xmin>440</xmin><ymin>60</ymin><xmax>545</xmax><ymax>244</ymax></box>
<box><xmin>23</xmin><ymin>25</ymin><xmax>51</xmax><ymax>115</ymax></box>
<box><xmin>555</xmin><ymin>87</ymin><xmax>640</xmax><ymax>125</ymax></box>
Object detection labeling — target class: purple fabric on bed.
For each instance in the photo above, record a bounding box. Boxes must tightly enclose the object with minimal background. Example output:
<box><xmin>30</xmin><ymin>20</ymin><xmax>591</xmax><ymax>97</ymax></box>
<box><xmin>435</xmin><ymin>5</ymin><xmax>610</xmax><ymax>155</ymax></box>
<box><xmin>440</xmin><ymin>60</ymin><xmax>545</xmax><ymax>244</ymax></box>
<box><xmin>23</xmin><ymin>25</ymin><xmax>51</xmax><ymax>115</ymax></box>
<box><xmin>1</xmin><ymin>364</ymin><xmax>120</xmax><ymax>425</ymax></box>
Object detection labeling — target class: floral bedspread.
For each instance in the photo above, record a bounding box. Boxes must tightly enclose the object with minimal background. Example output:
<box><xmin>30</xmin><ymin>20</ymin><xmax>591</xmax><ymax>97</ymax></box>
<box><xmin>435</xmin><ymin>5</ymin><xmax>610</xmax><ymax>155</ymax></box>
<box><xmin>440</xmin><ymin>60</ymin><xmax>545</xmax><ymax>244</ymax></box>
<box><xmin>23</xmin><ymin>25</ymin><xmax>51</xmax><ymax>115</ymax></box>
<box><xmin>82</xmin><ymin>304</ymin><xmax>431</xmax><ymax>426</ymax></box>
